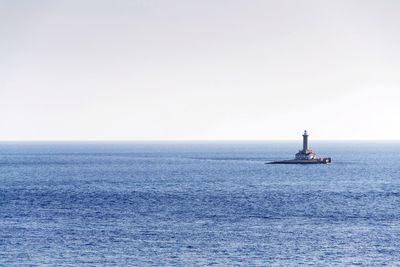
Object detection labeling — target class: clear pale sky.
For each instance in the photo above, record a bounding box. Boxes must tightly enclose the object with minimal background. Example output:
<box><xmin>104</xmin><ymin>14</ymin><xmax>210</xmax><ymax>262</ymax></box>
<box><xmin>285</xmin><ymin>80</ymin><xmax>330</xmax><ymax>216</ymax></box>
<box><xmin>1</xmin><ymin>0</ymin><xmax>399</xmax><ymax>140</ymax></box>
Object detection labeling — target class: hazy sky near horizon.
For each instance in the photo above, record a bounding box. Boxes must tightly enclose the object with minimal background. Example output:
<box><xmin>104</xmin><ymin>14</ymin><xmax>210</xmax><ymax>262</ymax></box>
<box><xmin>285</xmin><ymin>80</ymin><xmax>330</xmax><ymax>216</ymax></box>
<box><xmin>1</xmin><ymin>0</ymin><xmax>400</xmax><ymax>140</ymax></box>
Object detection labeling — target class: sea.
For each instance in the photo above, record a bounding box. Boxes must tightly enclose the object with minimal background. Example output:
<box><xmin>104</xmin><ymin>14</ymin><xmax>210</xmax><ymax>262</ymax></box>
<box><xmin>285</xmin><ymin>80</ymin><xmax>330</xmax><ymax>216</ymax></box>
<box><xmin>0</xmin><ymin>141</ymin><xmax>399</xmax><ymax>266</ymax></box>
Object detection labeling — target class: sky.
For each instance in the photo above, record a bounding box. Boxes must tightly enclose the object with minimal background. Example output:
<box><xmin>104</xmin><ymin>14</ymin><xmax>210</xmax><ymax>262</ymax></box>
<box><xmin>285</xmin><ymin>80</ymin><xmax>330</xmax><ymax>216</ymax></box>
<box><xmin>1</xmin><ymin>0</ymin><xmax>400</xmax><ymax>140</ymax></box>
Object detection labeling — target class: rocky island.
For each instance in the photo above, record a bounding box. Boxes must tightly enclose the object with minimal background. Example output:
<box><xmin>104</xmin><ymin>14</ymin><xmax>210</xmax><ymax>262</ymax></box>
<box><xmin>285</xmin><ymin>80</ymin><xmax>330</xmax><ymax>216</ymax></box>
<box><xmin>267</xmin><ymin>130</ymin><xmax>332</xmax><ymax>164</ymax></box>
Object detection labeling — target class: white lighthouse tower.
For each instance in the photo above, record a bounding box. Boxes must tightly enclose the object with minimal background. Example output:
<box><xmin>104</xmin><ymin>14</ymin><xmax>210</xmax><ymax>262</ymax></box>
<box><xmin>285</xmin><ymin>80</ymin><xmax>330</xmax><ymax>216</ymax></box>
<box><xmin>302</xmin><ymin>130</ymin><xmax>309</xmax><ymax>152</ymax></box>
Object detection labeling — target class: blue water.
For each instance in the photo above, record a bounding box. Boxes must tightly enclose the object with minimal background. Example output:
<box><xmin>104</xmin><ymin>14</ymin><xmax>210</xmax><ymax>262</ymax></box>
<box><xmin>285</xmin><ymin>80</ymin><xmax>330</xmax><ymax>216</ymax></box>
<box><xmin>1</xmin><ymin>141</ymin><xmax>400</xmax><ymax>266</ymax></box>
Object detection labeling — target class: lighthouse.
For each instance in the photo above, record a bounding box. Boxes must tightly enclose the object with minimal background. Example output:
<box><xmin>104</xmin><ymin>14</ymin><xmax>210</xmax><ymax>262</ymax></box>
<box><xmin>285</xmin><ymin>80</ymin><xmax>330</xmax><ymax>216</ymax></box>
<box><xmin>295</xmin><ymin>130</ymin><xmax>316</xmax><ymax>160</ymax></box>
<box><xmin>302</xmin><ymin>130</ymin><xmax>309</xmax><ymax>152</ymax></box>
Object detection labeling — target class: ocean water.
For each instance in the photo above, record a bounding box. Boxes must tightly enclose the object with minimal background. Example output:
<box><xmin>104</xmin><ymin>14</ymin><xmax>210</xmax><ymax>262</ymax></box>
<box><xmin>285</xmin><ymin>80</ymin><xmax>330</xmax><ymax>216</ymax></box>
<box><xmin>1</xmin><ymin>141</ymin><xmax>400</xmax><ymax>266</ymax></box>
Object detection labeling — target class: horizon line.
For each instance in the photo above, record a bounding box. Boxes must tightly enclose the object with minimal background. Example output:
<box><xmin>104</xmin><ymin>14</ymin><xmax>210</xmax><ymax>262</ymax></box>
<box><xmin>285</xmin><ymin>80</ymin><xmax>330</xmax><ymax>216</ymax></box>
<box><xmin>0</xmin><ymin>139</ymin><xmax>400</xmax><ymax>142</ymax></box>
